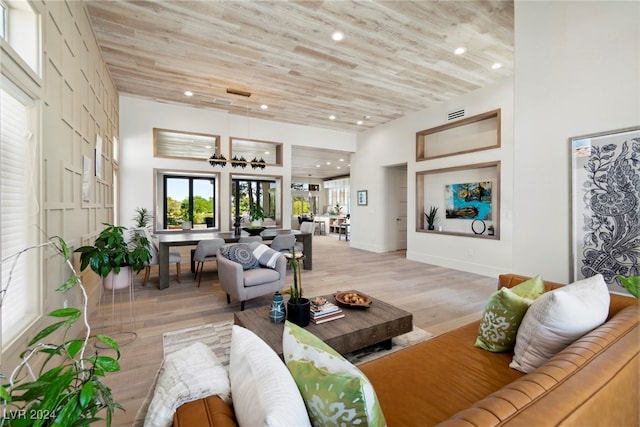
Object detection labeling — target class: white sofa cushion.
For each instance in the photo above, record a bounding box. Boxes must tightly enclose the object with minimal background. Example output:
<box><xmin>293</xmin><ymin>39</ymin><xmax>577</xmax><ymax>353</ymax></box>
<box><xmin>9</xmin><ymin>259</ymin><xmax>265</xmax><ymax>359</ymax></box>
<box><xmin>510</xmin><ymin>274</ymin><xmax>610</xmax><ymax>373</ymax></box>
<box><xmin>229</xmin><ymin>325</ymin><xmax>310</xmax><ymax>426</ymax></box>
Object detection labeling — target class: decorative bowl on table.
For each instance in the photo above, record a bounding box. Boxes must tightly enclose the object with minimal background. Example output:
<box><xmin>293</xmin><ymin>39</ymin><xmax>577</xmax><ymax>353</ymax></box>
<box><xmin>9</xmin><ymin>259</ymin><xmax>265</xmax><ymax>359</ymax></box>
<box><xmin>334</xmin><ymin>291</ymin><xmax>372</xmax><ymax>309</ymax></box>
<box><xmin>242</xmin><ymin>226</ymin><xmax>266</xmax><ymax>236</ymax></box>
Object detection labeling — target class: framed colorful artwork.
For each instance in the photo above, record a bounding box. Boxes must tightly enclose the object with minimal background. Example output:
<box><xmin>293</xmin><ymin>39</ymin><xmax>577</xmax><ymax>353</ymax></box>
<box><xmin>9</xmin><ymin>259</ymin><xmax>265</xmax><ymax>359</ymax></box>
<box><xmin>357</xmin><ymin>190</ymin><xmax>368</xmax><ymax>206</ymax></box>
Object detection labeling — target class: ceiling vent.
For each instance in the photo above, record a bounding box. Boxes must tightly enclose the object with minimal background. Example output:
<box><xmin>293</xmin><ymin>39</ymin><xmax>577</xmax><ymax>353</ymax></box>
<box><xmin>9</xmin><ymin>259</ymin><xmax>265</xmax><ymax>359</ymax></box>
<box><xmin>447</xmin><ymin>108</ymin><xmax>465</xmax><ymax>121</ymax></box>
<box><xmin>213</xmin><ymin>98</ymin><xmax>232</xmax><ymax>105</ymax></box>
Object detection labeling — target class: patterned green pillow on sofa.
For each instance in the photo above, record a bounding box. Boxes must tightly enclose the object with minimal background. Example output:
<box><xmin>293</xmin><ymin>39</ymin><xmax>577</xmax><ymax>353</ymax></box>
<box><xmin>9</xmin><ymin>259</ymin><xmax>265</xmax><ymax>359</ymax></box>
<box><xmin>475</xmin><ymin>275</ymin><xmax>545</xmax><ymax>352</ymax></box>
<box><xmin>282</xmin><ymin>321</ymin><xmax>386</xmax><ymax>427</ymax></box>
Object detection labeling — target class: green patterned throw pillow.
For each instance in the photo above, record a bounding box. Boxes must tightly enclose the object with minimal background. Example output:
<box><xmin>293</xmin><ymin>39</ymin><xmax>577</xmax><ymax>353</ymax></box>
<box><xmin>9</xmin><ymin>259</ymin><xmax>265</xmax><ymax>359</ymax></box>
<box><xmin>475</xmin><ymin>275</ymin><xmax>545</xmax><ymax>352</ymax></box>
<box><xmin>282</xmin><ymin>321</ymin><xmax>386</xmax><ymax>427</ymax></box>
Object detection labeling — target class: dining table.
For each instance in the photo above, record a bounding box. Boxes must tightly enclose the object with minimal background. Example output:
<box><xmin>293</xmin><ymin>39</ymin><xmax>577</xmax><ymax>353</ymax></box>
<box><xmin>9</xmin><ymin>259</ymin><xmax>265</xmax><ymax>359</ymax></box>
<box><xmin>156</xmin><ymin>229</ymin><xmax>312</xmax><ymax>289</ymax></box>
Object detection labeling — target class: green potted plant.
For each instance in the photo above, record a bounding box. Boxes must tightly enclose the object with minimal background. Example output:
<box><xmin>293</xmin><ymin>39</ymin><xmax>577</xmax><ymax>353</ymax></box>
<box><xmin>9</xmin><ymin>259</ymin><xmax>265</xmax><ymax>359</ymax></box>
<box><xmin>287</xmin><ymin>247</ymin><xmax>310</xmax><ymax>327</ymax></box>
<box><xmin>488</xmin><ymin>224</ymin><xmax>495</xmax><ymax>236</ymax></box>
<box><xmin>75</xmin><ymin>224</ymin><xmax>151</xmax><ymax>290</ymax></box>
<box><xmin>1</xmin><ymin>237</ymin><xmax>122</xmax><ymax>426</ymax></box>
<box><xmin>249</xmin><ymin>204</ymin><xmax>265</xmax><ymax>226</ymax></box>
<box><xmin>425</xmin><ymin>206</ymin><xmax>438</xmax><ymax>231</ymax></box>
<box><xmin>617</xmin><ymin>275</ymin><xmax>639</xmax><ymax>298</ymax></box>
<box><xmin>132</xmin><ymin>207</ymin><xmax>152</xmax><ymax>229</ymax></box>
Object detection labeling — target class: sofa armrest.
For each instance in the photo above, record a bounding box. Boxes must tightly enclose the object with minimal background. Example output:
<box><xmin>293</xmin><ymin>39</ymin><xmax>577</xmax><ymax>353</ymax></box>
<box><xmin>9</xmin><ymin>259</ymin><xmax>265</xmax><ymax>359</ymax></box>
<box><xmin>216</xmin><ymin>249</ymin><xmax>244</xmax><ymax>300</ymax></box>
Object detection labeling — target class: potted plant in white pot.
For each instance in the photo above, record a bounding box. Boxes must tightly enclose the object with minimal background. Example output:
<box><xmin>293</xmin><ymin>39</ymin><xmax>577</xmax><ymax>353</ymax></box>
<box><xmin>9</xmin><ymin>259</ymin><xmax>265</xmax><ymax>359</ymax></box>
<box><xmin>75</xmin><ymin>224</ymin><xmax>151</xmax><ymax>291</ymax></box>
<box><xmin>1</xmin><ymin>237</ymin><xmax>122</xmax><ymax>426</ymax></box>
<box><xmin>249</xmin><ymin>204</ymin><xmax>265</xmax><ymax>226</ymax></box>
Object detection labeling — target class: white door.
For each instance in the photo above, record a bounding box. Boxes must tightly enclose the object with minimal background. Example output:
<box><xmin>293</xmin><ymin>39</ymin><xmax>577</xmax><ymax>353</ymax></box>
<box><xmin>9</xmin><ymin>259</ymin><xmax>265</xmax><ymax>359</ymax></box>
<box><xmin>387</xmin><ymin>165</ymin><xmax>407</xmax><ymax>251</ymax></box>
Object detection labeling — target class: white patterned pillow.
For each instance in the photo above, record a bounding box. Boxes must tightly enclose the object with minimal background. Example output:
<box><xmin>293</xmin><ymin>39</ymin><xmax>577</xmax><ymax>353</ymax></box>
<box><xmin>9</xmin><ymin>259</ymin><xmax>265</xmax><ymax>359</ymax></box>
<box><xmin>229</xmin><ymin>325</ymin><xmax>311</xmax><ymax>426</ymax></box>
<box><xmin>283</xmin><ymin>321</ymin><xmax>386</xmax><ymax>427</ymax></box>
<box><xmin>510</xmin><ymin>274</ymin><xmax>610</xmax><ymax>373</ymax></box>
<box><xmin>252</xmin><ymin>243</ymin><xmax>282</xmax><ymax>269</ymax></box>
<box><xmin>145</xmin><ymin>342</ymin><xmax>230</xmax><ymax>427</ymax></box>
<box><xmin>220</xmin><ymin>244</ymin><xmax>259</xmax><ymax>270</ymax></box>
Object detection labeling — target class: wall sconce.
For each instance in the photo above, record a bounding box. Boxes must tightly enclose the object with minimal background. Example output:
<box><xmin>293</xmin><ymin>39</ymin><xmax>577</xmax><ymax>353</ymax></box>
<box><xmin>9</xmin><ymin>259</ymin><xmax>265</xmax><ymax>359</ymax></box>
<box><xmin>208</xmin><ymin>154</ymin><xmax>266</xmax><ymax>170</ymax></box>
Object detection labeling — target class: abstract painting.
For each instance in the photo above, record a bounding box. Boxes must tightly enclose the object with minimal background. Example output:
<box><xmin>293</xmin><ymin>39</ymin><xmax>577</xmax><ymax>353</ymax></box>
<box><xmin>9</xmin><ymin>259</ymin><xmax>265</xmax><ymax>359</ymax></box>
<box><xmin>571</xmin><ymin>127</ymin><xmax>640</xmax><ymax>287</ymax></box>
<box><xmin>445</xmin><ymin>181</ymin><xmax>492</xmax><ymax>220</ymax></box>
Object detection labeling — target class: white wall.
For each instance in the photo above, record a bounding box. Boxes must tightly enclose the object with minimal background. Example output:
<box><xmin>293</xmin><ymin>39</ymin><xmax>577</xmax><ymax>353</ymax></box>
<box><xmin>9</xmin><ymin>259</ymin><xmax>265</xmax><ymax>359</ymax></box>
<box><xmin>351</xmin><ymin>1</ymin><xmax>640</xmax><ymax>282</ymax></box>
<box><xmin>351</xmin><ymin>79</ymin><xmax>514</xmax><ymax>276</ymax></box>
<box><xmin>119</xmin><ymin>96</ymin><xmax>356</xmax><ymax>231</ymax></box>
<box><xmin>513</xmin><ymin>1</ymin><xmax>640</xmax><ymax>283</ymax></box>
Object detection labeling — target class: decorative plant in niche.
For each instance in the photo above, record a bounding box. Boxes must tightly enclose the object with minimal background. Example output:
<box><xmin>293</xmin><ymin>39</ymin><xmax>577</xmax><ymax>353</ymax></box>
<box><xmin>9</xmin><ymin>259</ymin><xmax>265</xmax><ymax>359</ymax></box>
<box><xmin>0</xmin><ymin>237</ymin><xmax>122</xmax><ymax>426</ymax></box>
<box><xmin>424</xmin><ymin>206</ymin><xmax>439</xmax><ymax>230</ymax></box>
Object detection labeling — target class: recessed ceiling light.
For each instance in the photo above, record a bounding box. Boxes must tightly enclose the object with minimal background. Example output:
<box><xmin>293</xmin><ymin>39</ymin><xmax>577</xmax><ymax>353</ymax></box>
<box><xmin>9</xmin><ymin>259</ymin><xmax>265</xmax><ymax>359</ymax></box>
<box><xmin>491</xmin><ymin>63</ymin><xmax>503</xmax><ymax>70</ymax></box>
<box><xmin>326</xmin><ymin>161</ymin><xmax>331</xmax><ymax>165</ymax></box>
<box><xmin>454</xmin><ymin>47</ymin><xmax>466</xmax><ymax>55</ymax></box>
<box><xmin>184</xmin><ymin>91</ymin><xmax>193</xmax><ymax>96</ymax></box>
<box><xmin>329</xmin><ymin>115</ymin><xmax>336</xmax><ymax>120</ymax></box>
<box><xmin>264</xmin><ymin>151</ymin><xmax>270</xmax><ymax>155</ymax></box>
<box><xmin>339</xmin><ymin>158</ymin><xmax>344</xmax><ymax>162</ymax></box>
<box><xmin>204</xmin><ymin>145</ymin><xmax>212</xmax><ymax>149</ymax></box>
<box><xmin>260</xmin><ymin>104</ymin><xmax>268</xmax><ymax>110</ymax></box>
<box><xmin>332</xmin><ymin>31</ymin><xmax>344</xmax><ymax>41</ymax></box>
<box><xmin>337</xmin><ymin>166</ymin><xmax>341</xmax><ymax>169</ymax></box>
<box><xmin>316</xmin><ymin>164</ymin><xmax>321</xmax><ymax>168</ymax></box>
<box><xmin>356</xmin><ymin>120</ymin><xmax>363</xmax><ymax>125</ymax></box>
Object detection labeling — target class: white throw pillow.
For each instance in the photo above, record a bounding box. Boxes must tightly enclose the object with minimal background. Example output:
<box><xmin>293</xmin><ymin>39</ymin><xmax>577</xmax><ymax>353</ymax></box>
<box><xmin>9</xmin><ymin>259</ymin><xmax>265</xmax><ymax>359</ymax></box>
<box><xmin>229</xmin><ymin>325</ymin><xmax>311</xmax><ymax>427</ymax></box>
<box><xmin>510</xmin><ymin>274</ymin><xmax>610</xmax><ymax>373</ymax></box>
<box><xmin>144</xmin><ymin>342</ymin><xmax>230</xmax><ymax>427</ymax></box>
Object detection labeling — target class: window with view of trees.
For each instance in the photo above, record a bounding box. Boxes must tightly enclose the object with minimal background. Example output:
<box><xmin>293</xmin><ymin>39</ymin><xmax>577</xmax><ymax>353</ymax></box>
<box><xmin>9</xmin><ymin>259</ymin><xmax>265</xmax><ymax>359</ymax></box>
<box><xmin>232</xmin><ymin>177</ymin><xmax>277</xmax><ymax>226</ymax></box>
<box><xmin>163</xmin><ymin>175</ymin><xmax>215</xmax><ymax>230</ymax></box>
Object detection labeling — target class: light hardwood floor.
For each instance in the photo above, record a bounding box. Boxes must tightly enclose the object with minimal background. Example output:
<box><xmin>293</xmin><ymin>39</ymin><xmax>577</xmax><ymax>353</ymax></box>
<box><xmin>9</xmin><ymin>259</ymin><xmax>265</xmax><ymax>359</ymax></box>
<box><xmin>94</xmin><ymin>234</ymin><xmax>499</xmax><ymax>426</ymax></box>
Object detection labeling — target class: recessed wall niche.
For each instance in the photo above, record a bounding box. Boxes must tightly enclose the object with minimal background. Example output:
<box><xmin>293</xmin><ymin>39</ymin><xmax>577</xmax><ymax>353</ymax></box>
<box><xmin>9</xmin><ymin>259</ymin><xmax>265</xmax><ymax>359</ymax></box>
<box><xmin>230</xmin><ymin>137</ymin><xmax>283</xmax><ymax>166</ymax></box>
<box><xmin>154</xmin><ymin>128</ymin><xmax>220</xmax><ymax>160</ymax></box>
<box><xmin>416</xmin><ymin>109</ymin><xmax>501</xmax><ymax>161</ymax></box>
<box><xmin>416</xmin><ymin>161</ymin><xmax>501</xmax><ymax>239</ymax></box>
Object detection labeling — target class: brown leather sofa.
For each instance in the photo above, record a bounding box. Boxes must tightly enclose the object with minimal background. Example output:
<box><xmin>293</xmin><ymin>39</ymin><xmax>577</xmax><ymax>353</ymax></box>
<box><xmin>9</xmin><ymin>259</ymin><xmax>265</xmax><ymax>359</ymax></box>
<box><xmin>174</xmin><ymin>274</ymin><xmax>639</xmax><ymax>426</ymax></box>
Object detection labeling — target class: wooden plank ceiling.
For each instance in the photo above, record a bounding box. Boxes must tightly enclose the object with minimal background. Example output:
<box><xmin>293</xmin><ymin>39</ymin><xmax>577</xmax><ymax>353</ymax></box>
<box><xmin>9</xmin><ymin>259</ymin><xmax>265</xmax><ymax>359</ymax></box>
<box><xmin>84</xmin><ymin>0</ymin><xmax>513</xmax><ymax>178</ymax></box>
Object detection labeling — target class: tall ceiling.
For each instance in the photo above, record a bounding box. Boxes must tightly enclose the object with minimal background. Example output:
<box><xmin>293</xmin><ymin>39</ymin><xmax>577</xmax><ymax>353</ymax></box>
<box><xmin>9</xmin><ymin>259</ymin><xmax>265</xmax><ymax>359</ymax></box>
<box><xmin>84</xmin><ymin>0</ymin><xmax>514</xmax><ymax>179</ymax></box>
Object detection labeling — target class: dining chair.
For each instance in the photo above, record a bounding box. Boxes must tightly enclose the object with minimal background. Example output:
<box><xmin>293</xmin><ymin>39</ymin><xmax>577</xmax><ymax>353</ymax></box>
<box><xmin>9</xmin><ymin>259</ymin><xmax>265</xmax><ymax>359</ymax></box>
<box><xmin>269</xmin><ymin>234</ymin><xmax>297</xmax><ymax>254</ymax></box>
<box><xmin>193</xmin><ymin>238</ymin><xmax>226</xmax><ymax>287</ymax></box>
<box><xmin>133</xmin><ymin>228</ymin><xmax>182</xmax><ymax>286</ymax></box>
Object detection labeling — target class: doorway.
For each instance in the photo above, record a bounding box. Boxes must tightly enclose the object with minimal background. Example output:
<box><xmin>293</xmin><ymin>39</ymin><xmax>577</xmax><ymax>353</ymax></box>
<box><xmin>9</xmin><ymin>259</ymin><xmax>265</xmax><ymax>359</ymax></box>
<box><xmin>385</xmin><ymin>164</ymin><xmax>408</xmax><ymax>252</ymax></box>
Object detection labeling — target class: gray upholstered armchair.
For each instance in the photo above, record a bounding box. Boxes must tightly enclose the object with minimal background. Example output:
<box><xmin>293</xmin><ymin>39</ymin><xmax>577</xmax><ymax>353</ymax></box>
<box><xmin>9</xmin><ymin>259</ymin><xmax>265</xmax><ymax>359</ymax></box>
<box><xmin>216</xmin><ymin>248</ymin><xmax>286</xmax><ymax>310</ymax></box>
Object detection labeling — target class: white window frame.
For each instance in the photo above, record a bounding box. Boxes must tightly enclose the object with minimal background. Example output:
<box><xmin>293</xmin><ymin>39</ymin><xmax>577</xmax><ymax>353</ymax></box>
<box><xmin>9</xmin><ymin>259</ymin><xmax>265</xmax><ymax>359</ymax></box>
<box><xmin>1</xmin><ymin>78</ymin><xmax>42</xmax><ymax>350</ymax></box>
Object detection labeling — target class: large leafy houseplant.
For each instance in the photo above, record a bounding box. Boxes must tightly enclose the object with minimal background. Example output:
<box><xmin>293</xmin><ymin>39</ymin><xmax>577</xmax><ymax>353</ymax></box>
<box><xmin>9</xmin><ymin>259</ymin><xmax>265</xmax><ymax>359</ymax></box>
<box><xmin>0</xmin><ymin>237</ymin><xmax>122</xmax><ymax>426</ymax></box>
<box><xmin>74</xmin><ymin>224</ymin><xmax>151</xmax><ymax>278</ymax></box>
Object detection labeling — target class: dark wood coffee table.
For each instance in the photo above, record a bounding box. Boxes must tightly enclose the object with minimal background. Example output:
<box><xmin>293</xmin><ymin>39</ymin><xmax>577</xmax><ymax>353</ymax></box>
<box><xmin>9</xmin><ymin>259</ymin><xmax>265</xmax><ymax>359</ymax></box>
<box><xmin>233</xmin><ymin>291</ymin><xmax>413</xmax><ymax>358</ymax></box>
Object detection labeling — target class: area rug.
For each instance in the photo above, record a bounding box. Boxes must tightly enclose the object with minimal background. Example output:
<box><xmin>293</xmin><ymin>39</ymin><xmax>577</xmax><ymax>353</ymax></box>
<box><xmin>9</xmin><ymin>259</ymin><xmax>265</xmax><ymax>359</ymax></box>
<box><xmin>162</xmin><ymin>319</ymin><xmax>433</xmax><ymax>366</ymax></box>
